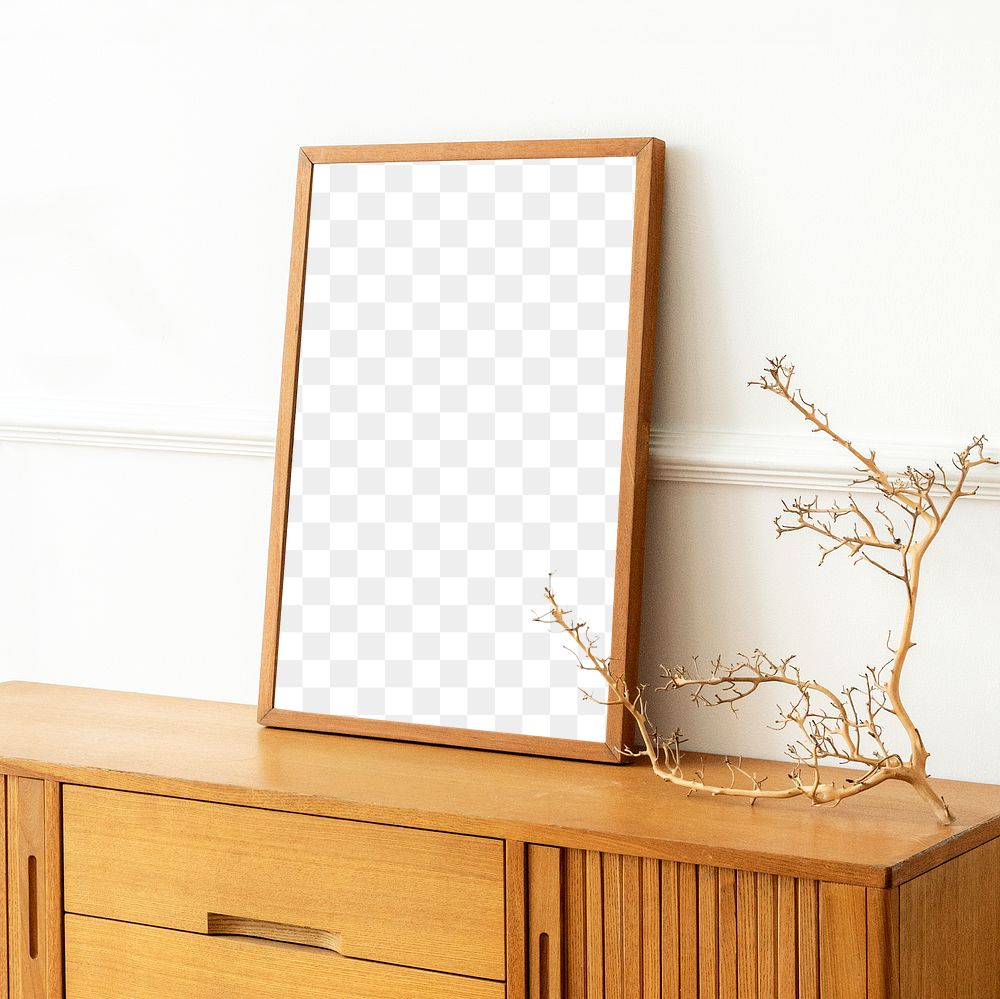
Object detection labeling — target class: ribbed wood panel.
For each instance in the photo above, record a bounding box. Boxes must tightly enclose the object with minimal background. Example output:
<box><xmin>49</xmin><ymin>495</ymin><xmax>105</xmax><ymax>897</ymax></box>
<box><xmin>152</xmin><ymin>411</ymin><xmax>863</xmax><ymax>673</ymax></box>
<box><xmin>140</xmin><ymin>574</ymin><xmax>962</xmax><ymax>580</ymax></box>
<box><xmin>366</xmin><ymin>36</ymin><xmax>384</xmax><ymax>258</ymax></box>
<box><xmin>543</xmin><ymin>850</ymin><xmax>880</xmax><ymax>998</ymax></box>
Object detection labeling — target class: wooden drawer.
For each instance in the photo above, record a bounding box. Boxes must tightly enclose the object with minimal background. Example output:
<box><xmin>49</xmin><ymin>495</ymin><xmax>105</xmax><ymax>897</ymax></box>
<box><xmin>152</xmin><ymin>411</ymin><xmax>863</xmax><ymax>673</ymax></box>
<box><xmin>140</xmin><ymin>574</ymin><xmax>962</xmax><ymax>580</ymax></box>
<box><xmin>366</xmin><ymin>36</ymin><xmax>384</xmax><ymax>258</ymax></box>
<box><xmin>64</xmin><ymin>915</ymin><xmax>504</xmax><ymax>999</ymax></box>
<box><xmin>62</xmin><ymin>787</ymin><xmax>505</xmax><ymax>980</ymax></box>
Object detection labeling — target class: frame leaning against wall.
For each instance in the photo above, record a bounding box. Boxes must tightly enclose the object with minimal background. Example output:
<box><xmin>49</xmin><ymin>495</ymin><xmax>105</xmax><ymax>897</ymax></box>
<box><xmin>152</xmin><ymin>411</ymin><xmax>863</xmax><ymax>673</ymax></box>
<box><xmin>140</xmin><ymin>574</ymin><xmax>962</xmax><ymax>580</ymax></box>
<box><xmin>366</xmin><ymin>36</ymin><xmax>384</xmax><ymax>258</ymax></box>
<box><xmin>258</xmin><ymin>138</ymin><xmax>665</xmax><ymax>762</ymax></box>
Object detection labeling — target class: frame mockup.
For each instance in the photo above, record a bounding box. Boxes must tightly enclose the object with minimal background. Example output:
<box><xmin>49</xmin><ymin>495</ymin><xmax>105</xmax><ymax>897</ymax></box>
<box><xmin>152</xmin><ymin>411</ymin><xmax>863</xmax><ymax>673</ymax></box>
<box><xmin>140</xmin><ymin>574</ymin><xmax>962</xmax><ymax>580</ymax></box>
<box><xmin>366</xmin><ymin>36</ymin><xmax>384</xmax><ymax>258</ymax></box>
<box><xmin>258</xmin><ymin>138</ymin><xmax>664</xmax><ymax>761</ymax></box>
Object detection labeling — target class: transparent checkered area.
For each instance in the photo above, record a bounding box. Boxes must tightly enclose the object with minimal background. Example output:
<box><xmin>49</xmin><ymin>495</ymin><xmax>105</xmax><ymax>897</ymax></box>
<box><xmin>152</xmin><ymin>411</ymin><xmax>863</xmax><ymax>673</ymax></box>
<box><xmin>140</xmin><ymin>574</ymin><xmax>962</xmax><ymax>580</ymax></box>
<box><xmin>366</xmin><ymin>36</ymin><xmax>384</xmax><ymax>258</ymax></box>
<box><xmin>274</xmin><ymin>156</ymin><xmax>636</xmax><ymax>741</ymax></box>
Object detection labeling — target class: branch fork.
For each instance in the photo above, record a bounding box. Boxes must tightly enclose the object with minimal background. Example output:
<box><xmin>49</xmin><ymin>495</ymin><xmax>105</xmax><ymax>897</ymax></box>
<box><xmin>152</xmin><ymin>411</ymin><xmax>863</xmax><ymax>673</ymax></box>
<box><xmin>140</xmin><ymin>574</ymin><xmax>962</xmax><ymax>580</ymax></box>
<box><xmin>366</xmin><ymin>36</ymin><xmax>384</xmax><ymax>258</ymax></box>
<box><xmin>539</xmin><ymin>357</ymin><xmax>996</xmax><ymax>824</ymax></box>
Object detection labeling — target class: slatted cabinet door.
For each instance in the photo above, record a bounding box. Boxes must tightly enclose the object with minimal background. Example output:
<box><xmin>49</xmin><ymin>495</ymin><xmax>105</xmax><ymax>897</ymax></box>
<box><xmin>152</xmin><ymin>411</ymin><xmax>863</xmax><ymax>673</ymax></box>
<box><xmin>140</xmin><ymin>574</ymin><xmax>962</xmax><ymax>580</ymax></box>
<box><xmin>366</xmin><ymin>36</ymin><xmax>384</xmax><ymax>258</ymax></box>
<box><xmin>524</xmin><ymin>847</ymin><xmax>894</xmax><ymax>999</ymax></box>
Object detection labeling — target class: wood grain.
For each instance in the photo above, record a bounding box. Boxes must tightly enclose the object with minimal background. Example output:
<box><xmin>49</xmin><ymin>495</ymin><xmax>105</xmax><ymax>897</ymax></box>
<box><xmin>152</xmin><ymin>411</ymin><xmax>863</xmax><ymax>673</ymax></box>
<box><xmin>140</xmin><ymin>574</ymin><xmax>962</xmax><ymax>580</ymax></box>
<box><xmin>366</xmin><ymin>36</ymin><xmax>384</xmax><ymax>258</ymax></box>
<box><xmin>527</xmin><ymin>845</ymin><xmax>562</xmax><ymax>999</ymax></box>
<box><xmin>520</xmin><ymin>844</ymin><xmax>1000</xmax><ymax>998</ymax></box>
<box><xmin>7</xmin><ymin>777</ymin><xmax>61</xmax><ymax>999</ymax></box>
<box><xmin>205</xmin><ymin>913</ymin><xmax>341</xmax><ymax>952</ymax></box>
<box><xmin>585</xmin><ymin>851</ymin><xmax>604</xmax><ymax>999</ymax></box>
<box><xmin>605</xmin><ymin>135</ymin><xmax>665</xmax><ymax>754</ymax></box>
<box><xmin>64</xmin><ymin>915</ymin><xmax>503</xmax><ymax>999</ymax></box>
<box><xmin>661</xmin><ymin>861</ymin><xmax>680</xmax><ymax>998</ymax></box>
<box><xmin>797</xmin><ymin>880</ymin><xmax>819</xmax><ymax>999</ymax></box>
<box><xmin>776</xmin><ymin>877</ymin><xmax>797</xmax><ymax>999</ymax></box>
<box><xmin>260</xmin><ymin>709</ymin><xmax>619</xmax><ymax>762</ymax></box>
<box><xmin>623</xmin><ymin>855</ymin><xmax>642</xmax><ymax>997</ymax></box>
<box><xmin>44</xmin><ymin>780</ymin><xmax>63</xmax><ymax>999</ymax></box>
<box><xmin>0</xmin><ymin>685</ymin><xmax>992</xmax><ymax>997</ymax></box>
<box><xmin>756</xmin><ymin>873</ymin><xmax>778</xmax><ymax>997</ymax></box>
<box><xmin>302</xmin><ymin>138</ymin><xmax>654</xmax><ymax>164</ymax></box>
<box><xmin>866</xmin><ymin>887</ymin><xmax>899</xmax><ymax>999</ymax></box>
<box><xmin>562</xmin><ymin>850</ymin><xmax>586</xmax><ymax>999</ymax></box>
<box><xmin>522</xmin><ymin>848</ymin><xmax>891</xmax><ymax>998</ymax></box>
<box><xmin>900</xmin><ymin>836</ymin><xmax>1000</xmax><ymax>998</ymax></box>
<box><xmin>1</xmin><ymin>683</ymin><xmax>998</xmax><ymax>888</ymax></box>
<box><xmin>62</xmin><ymin>785</ymin><xmax>504</xmax><ymax>980</ymax></box>
<box><xmin>736</xmin><ymin>870</ymin><xmax>757</xmax><ymax>999</ymax></box>
<box><xmin>603</xmin><ymin>853</ymin><xmax>624</xmax><ymax>999</ymax></box>
<box><xmin>506</xmin><ymin>841</ymin><xmax>527</xmax><ymax>999</ymax></box>
<box><xmin>697</xmin><ymin>865</ymin><xmax>719</xmax><ymax>998</ymax></box>
<box><xmin>641</xmin><ymin>857</ymin><xmax>662</xmax><ymax>998</ymax></box>
<box><xmin>718</xmin><ymin>867</ymin><xmax>738</xmax><ymax>999</ymax></box>
<box><xmin>257</xmin><ymin>148</ymin><xmax>312</xmax><ymax>720</ymax></box>
<box><xmin>678</xmin><ymin>863</ymin><xmax>698</xmax><ymax>999</ymax></box>
<box><xmin>0</xmin><ymin>776</ymin><xmax>7</xmax><ymax>999</ymax></box>
<box><xmin>7</xmin><ymin>777</ymin><xmax>45</xmax><ymax>999</ymax></box>
<box><xmin>544</xmin><ymin>850</ymin><xmax>667</xmax><ymax>998</ymax></box>
<box><xmin>818</xmin><ymin>882</ymin><xmax>867</xmax><ymax>997</ymax></box>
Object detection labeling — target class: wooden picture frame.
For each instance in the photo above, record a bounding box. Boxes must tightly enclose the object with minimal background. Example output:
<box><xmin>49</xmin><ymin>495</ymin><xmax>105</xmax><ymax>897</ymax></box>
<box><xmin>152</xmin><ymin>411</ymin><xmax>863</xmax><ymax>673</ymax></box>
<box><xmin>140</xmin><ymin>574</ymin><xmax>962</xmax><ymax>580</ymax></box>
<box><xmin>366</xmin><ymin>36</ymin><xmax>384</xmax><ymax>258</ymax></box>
<box><xmin>258</xmin><ymin>138</ymin><xmax>664</xmax><ymax>761</ymax></box>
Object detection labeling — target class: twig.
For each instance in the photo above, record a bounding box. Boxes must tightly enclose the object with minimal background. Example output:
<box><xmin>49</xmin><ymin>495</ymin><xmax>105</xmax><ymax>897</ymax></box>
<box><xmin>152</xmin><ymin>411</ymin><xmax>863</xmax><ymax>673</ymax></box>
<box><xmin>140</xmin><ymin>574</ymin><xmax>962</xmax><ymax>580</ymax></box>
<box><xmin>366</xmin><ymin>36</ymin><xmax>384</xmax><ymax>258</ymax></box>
<box><xmin>539</xmin><ymin>358</ymin><xmax>996</xmax><ymax>824</ymax></box>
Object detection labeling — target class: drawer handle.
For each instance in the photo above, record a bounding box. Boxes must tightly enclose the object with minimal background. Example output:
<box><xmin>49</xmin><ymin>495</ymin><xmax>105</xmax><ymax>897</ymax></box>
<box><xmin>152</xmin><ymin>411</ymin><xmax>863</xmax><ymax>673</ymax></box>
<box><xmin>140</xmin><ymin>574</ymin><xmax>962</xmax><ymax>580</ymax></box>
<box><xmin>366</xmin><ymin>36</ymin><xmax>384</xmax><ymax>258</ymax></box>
<box><xmin>207</xmin><ymin>913</ymin><xmax>343</xmax><ymax>954</ymax></box>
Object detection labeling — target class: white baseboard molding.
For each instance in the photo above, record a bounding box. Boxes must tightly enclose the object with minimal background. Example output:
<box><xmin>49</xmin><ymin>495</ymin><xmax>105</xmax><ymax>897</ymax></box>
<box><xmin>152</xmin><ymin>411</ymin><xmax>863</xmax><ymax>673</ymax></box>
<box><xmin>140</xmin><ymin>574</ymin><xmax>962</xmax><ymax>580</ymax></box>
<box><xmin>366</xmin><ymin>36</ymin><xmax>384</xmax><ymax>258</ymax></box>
<box><xmin>1</xmin><ymin>398</ymin><xmax>997</xmax><ymax>499</ymax></box>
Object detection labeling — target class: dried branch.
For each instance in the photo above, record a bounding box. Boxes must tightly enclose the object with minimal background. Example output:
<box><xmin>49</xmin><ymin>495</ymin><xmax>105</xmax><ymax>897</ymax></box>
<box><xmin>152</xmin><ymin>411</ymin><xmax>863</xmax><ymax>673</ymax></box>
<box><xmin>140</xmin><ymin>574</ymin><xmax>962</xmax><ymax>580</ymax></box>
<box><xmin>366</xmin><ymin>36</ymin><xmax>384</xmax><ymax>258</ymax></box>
<box><xmin>542</xmin><ymin>358</ymin><xmax>997</xmax><ymax>824</ymax></box>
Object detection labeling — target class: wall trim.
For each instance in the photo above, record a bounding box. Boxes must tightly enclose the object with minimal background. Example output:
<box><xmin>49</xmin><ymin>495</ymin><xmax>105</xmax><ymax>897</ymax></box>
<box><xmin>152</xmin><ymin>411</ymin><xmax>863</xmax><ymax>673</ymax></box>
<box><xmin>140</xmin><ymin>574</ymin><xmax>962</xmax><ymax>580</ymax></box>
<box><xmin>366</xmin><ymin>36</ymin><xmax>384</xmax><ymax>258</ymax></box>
<box><xmin>649</xmin><ymin>429</ymin><xmax>1000</xmax><ymax>499</ymax></box>
<box><xmin>1</xmin><ymin>398</ymin><xmax>997</xmax><ymax>499</ymax></box>
<box><xmin>0</xmin><ymin>398</ymin><xmax>276</xmax><ymax>458</ymax></box>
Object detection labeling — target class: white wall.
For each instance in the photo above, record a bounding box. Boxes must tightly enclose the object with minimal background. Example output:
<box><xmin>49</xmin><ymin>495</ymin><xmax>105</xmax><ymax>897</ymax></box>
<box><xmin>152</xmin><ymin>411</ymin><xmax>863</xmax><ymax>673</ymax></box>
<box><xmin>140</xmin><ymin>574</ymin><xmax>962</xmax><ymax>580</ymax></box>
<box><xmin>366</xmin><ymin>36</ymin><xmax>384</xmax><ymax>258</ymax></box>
<box><xmin>2</xmin><ymin>1</ymin><xmax>998</xmax><ymax>780</ymax></box>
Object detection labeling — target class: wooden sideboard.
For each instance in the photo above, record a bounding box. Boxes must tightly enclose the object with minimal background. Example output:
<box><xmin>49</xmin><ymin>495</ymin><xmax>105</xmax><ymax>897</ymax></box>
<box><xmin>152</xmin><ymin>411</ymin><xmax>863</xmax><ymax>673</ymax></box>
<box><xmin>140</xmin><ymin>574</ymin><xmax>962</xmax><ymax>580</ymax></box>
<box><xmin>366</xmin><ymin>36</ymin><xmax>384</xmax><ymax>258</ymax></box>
<box><xmin>0</xmin><ymin>682</ymin><xmax>997</xmax><ymax>998</ymax></box>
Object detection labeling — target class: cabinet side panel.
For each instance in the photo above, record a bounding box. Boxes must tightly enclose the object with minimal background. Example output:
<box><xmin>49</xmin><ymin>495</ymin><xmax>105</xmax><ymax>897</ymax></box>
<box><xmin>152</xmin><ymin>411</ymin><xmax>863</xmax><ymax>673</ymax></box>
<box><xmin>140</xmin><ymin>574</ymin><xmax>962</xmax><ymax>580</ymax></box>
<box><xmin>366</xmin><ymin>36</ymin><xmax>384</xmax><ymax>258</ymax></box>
<box><xmin>899</xmin><ymin>837</ymin><xmax>1000</xmax><ymax>999</ymax></box>
<box><xmin>866</xmin><ymin>887</ymin><xmax>899</xmax><ymax>999</ymax></box>
<box><xmin>819</xmin><ymin>882</ymin><xmax>867</xmax><ymax>998</ymax></box>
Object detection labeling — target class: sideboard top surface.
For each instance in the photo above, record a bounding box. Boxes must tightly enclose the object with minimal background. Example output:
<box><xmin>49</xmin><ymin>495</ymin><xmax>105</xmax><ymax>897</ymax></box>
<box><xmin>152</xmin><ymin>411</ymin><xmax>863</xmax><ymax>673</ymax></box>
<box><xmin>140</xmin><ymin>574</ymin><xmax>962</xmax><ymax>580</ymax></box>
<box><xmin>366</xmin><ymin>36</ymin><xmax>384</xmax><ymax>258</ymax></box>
<box><xmin>1</xmin><ymin>682</ymin><xmax>997</xmax><ymax>888</ymax></box>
